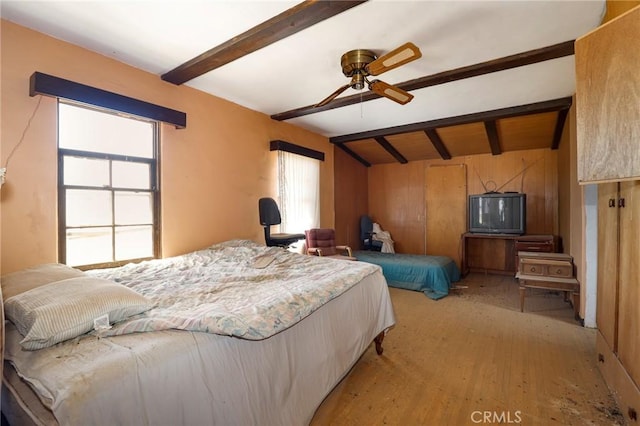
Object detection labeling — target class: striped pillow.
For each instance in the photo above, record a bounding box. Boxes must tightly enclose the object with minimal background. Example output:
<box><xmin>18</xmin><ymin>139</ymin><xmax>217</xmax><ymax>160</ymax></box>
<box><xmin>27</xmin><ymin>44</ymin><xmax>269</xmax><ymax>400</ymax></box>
<box><xmin>1</xmin><ymin>263</ymin><xmax>85</xmax><ymax>300</ymax></box>
<box><xmin>4</xmin><ymin>276</ymin><xmax>152</xmax><ymax>350</ymax></box>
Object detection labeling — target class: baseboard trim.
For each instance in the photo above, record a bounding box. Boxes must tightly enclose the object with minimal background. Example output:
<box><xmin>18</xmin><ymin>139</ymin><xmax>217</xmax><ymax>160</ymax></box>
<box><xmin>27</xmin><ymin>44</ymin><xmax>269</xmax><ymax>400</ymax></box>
<box><xmin>596</xmin><ymin>331</ymin><xmax>640</xmax><ymax>423</ymax></box>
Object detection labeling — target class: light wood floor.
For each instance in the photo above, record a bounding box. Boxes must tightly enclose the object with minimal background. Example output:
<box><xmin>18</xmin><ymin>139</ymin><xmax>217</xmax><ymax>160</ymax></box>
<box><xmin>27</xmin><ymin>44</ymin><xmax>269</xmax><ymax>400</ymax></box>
<box><xmin>311</xmin><ymin>273</ymin><xmax>623</xmax><ymax>426</ymax></box>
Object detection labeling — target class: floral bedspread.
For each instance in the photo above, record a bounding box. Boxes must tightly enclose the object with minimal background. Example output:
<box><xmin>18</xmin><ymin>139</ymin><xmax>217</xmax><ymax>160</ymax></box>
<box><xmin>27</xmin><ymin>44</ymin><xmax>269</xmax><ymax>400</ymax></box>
<box><xmin>88</xmin><ymin>240</ymin><xmax>381</xmax><ymax>340</ymax></box>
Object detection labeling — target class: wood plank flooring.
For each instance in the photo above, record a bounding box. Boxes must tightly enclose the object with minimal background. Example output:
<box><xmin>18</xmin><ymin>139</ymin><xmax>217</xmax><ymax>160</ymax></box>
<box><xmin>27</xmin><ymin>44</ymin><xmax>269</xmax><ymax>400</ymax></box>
<box><xmin>311</xmin><ymin>273</ymin><xmax>623</xmax><ymax>425</ymax></box>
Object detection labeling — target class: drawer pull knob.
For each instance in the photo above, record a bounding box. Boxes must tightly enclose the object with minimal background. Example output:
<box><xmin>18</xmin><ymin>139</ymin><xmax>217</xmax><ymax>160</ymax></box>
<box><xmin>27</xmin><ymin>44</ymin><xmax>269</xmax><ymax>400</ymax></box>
<box><xmin>556</xmin><ymin>269</ymin><xmax>562</xmax><ymax>274</ymax></box>
<box><xmin>609</xmin><ymin>198</ymin><xmax>616</xmax><ymax>208</ymax></box>
<box><xmin>530</xmin><ymin>267</ymin><xmax>536</xmax><ymax>272</ymax></box>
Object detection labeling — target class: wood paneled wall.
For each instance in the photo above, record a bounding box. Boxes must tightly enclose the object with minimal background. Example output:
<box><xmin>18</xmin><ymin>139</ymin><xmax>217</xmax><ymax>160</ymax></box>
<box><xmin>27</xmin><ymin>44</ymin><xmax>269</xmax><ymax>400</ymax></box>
<box><xmin>367</xmin><ymin>161</ymin><xmax>427</xmax><ymax>254</ymax></box>
<box><xmin>360</xmin><ymin>149</ymin><xmax>559</xmax><ymax>255</ymax></box>
<box><xmin>334</xmin><ymin>148</ymin><xmax>369</xmax><ymax>249</ymax></box>
<box><xmin>603</xmin><ymin>1</ymin><xmax>640</xmax><ymax>23</ymax></box>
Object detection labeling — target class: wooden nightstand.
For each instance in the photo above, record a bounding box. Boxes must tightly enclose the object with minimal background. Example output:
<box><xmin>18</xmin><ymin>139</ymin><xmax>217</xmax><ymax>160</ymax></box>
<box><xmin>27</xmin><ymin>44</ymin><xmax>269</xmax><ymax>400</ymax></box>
<box><xmin>513</xmin><ymin>235</ymin><xmax>559</xmax><ymax>272</ymax></box>
<box><xmin>516</xmin><ymin>251</ymin><xmax>579</xmax><ymax>314</ymax></box>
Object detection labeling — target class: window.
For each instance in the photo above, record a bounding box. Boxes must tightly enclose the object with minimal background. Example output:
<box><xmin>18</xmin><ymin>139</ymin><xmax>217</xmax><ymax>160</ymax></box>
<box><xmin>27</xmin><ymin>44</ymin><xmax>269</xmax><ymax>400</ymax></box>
<box><xmin>58</xmin><ymin>102</ymin><xmax>159</xmax><ymax>267</ymax></box>
<box><xmin>277</xmin><ymin>150</ymin><xmax>320</xmax><ymax>233</ymax></box>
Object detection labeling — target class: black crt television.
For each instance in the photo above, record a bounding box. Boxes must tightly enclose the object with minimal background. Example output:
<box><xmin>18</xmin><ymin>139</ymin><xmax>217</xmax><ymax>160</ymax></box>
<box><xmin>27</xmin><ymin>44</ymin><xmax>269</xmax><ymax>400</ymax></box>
<box><xmin>468</xmin><ymin>192</ymin><xmax>526</xmax><ymax>235</ymax></box>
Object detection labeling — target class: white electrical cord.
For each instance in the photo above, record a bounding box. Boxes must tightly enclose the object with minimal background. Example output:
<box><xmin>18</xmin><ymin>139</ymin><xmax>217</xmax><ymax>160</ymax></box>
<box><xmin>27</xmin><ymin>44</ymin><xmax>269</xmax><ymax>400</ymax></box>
<box><xmin>2</xmin><ymin>96</ymin><xmax>43</xmax><ymax>188</ymax></box>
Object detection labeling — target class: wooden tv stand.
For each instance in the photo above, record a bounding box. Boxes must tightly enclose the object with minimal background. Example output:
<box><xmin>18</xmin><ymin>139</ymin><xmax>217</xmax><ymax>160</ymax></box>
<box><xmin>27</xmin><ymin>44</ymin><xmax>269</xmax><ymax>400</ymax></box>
<box><xmin>461</xmin><ymin>233</ymin><xmax>558</xmax><ymax>276</ymax></box>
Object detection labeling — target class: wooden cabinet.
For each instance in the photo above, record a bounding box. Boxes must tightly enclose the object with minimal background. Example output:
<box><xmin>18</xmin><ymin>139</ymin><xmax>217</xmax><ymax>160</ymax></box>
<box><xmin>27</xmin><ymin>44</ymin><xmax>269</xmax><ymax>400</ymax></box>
<box><xmin>513</xmin><ymin>235</ymin><xmax>559</xmax><ymax>270</ymax></box>
<box><xmin>597</xmin><ymin>183</ymin><xmax>619</xmax><ymax>351</ymax></box>
<box><xmin>596</xmin><ymin>180</ymin><xmax>640</xmax><ymax>423</ymax></box>
<box><xmin>461</xmin><ymin>233</ymin><xmax>557</xmax><ymax>276</ymax></box>
<box><xmin>576</xmin><ymin>7</ymin><xmax>640</xmax><ymax>422</ymax></box>
<box><xmin>576</xmin><ymin>6</ymin><xmax>640</xmax><ymax>183</ymax></box>
<box><xmin>616</xmin><ymin>182</ymin><xmax>640</xmax><ymax>389</ymax></box>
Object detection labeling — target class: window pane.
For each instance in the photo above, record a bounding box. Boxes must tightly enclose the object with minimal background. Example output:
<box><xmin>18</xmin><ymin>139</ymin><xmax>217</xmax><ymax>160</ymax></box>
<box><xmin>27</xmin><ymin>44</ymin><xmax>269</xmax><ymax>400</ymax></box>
<box><xmin>59</xmin><ymin>103</ymin><xmax>153</xmax><ymax>158</ymax></box>
<box><xmin>115</xmin><ymin>192</ymin><xmax>153</xmax><ymax>225</ymax></box>
<box><xmin>66</xmin><ymin>227</ymin><xmax>113</xmax><ymax>266</ymax></box>
<box><xmin>59</xmin><ymin>101</ymin><xmax>158</xmax><ymax>267</ymax></box>
<box><xmin>64</xmin><ymin>156</ymin><xmax>110</xmax><ymax>187</ymax></box>
<box><xmin>113</xmin><ymin>161</ymin><xmax>150</xmax><ymax>189</ymax></box>
<box><xmin>66</xmin><ymin>189</ymin><xmax>112</xmax><ymax>226</ymax></box>
<box><xmin>278</xmin><ymin>151</ymin><xmax>320</xmax><ymax>233</ymax></box>
<box><xmin>115</xmin><ymin>226</ymin><xmax>153</xmax><ymax>260</ymax></box>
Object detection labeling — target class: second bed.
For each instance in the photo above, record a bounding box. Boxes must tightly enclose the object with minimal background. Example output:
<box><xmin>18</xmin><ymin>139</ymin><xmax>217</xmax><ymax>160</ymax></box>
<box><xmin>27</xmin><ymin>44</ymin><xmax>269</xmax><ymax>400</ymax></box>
<box><xmin>354</xmin><ymin>251</ymin><xmax>460</xmax><ymax>300</ymax></box>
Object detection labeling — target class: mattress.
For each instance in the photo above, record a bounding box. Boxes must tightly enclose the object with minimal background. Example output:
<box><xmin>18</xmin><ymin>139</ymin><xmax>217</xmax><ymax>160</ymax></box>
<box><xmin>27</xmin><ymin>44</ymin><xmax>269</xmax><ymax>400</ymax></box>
<box><xmin>2</xmin><ymin>267</ymin><xmax>394</xmax><ymax>425</ymax></box>
<box><xmin>354</xmin><ymin>251</ymin><xmax>460</xmax><ymax>299</ymax></box>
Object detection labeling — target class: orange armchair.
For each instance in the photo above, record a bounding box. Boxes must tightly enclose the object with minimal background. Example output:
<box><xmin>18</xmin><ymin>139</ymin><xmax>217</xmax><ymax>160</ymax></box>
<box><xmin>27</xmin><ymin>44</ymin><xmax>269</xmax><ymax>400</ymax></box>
<box><xmin>305</xmin><ymin>228</ymin><xmax>355</xmax><ymax>260</ymax></box>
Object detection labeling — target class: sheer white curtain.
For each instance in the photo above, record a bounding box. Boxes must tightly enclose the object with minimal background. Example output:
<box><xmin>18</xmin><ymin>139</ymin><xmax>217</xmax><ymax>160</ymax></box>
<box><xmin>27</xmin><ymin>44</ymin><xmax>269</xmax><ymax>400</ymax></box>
<box><xmin>278</xmin><ymin>151</ymin><xmax>320</xmax><ymax>233</ymax></box>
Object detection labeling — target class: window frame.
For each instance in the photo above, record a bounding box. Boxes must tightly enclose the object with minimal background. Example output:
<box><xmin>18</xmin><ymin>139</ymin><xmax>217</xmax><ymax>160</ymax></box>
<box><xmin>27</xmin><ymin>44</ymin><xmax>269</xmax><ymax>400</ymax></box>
<box><xmin>57</xmin><ymin>101</ymin><xmax>161</xmax><ymax>269</ymax></box>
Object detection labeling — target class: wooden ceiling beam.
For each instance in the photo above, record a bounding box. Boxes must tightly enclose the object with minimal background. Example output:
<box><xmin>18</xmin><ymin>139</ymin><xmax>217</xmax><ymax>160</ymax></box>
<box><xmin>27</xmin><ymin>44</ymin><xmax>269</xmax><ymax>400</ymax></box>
<box><xmin>330</xmin><ymin>97</ymin><xmax>573</xmax><ymax>144</ymax></box>
<box><xmin>272</xmin><ymin>40</ymin><xmax>575</xmax><ymax>121</ymax></box>
<box><xmin>162</xmin><ymin>1</ymin><xmax>367</xmax><ymax>85</ymax></box>
<box><xmin>374</xmin><ymin>136</ymin><xmax>408</xmax><ymax>164</ymax></box>
<box><xmin>484</xmin><ymin>120</ymin><xmax>502</xmax><ymax>155</ymax></box>
<box><xmin>424</xmin><ymin>129</ymin><xmax>451</xmax><ymax>160</ymax></box>
<box><xmin>551</xmin><ymin>108</ymin><xmax>570</xmax><ymax>150</ymax></box>
<box><xmin>335</xmin><ymin>143</ymin><xmax>371</xmax><ymax>167</ymax></box>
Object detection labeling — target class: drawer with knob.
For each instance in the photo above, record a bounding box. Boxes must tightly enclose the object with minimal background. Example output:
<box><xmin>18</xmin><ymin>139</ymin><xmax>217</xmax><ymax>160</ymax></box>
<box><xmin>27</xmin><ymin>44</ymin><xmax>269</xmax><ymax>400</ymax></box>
<box><xmin>546</xmin><ymin>260</ymin><xmax>574</xmax><ymax>278</ymax></box>
<box><xmin>517</xmin><ymin>251</ymin><xmax>575</xmax><ymax>279</ymax></box>
<box><xmin>520</xmin><ymin>259</ymin><xmax>547</xmax><ymax>275</ymax></box>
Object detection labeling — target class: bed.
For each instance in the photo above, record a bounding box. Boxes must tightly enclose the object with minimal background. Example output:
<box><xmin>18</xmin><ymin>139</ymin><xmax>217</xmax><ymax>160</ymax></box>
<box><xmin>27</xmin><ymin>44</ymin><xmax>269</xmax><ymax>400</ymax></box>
<box><xmin>354</xmin><ymin>251</ymin><xmax>460</xmax><ymax>300</ymax></box>
<box><xmin>0</xmin><ymin>240</ymin><xmax>395</xmax><ymax>425</ymax></box>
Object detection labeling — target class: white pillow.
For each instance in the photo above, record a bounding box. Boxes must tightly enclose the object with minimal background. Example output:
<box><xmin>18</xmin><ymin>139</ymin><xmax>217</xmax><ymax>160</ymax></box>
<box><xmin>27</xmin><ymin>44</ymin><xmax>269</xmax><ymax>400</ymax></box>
<box><xmin>1</xmin><ymin>263</ymin><xmax>85</xmax><ymax>300</ymax></box>
<box><xmin>4</xmin><ymin>276</ymin><xmax>152</xmax><ymax>350</ymax></box>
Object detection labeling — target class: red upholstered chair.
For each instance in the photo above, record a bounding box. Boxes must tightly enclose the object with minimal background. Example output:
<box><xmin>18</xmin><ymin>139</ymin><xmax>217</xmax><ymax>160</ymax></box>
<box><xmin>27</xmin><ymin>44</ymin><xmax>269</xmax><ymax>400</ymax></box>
<box><xmin>305</xmin><ymin>228</ymin><xmax>355</xmax><ymax>260</ymax></box>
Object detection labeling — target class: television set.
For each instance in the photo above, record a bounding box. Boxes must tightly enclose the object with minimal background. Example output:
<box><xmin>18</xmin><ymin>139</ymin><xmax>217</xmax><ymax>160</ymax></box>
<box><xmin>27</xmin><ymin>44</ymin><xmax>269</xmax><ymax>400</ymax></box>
<box><xmin>468</xmin><ymin>192</ymin><xmax>526</xmax><ymax>235</ymax></box>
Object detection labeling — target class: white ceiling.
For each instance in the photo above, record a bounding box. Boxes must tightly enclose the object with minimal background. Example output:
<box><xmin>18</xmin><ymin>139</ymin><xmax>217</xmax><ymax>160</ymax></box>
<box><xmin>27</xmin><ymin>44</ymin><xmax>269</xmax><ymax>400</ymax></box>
<box><xmin>1</xmin><ymin>0</ymin><xmax>605</xmax><ymax>139</ymax></box>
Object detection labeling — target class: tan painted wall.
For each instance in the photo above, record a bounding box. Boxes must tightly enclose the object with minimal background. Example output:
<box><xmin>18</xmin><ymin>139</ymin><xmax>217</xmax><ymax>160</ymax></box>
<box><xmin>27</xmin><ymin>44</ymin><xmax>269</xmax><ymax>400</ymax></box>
<box><xmin>0</xmin><ymin>20</ymin><xmax>335</xmax><ymax>274</ymax></box>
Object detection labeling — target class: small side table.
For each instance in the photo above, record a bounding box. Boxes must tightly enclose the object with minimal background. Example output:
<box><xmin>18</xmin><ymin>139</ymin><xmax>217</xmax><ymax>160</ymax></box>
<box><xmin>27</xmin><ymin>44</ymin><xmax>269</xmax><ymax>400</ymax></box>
<box><xmin>516</xmin><ymin>251</ymin><xmax>580</xmax><ymax>315</ymax></box>
<box><xmin>516</xmin><ymin>274</ymin><xmax>580</xmax><ymax>314</ymax></box>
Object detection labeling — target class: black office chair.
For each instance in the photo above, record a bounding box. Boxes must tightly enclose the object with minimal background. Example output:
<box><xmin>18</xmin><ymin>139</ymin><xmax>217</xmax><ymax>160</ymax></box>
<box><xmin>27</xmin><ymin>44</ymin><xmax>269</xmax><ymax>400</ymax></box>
<box><xmin>258</xmin><ymin>197</ymin><xmax>305</xmax><ymax>247</ymax></box>
<box><xmin>360</xmin><ymin>215</ymin><xmax>383</xmax><ymax>251</ymax></box>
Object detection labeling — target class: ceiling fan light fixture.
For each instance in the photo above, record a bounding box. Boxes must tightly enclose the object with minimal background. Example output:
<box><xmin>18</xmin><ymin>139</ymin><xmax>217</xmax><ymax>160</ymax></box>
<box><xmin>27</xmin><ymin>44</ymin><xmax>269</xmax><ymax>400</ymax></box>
<box><xmin>351</xmin><ymin>73</ymin><xmax>366</xmax><ymax>90</ymax></box>
<box><xmin>340</xmin><ymin>49</ymin><xmax>377</xmax><ymax>77</ymax></box>
<box><xmin>315</xmin><ymin>42</ymin><xmax>421</xmax><ymax>108</ymax></box>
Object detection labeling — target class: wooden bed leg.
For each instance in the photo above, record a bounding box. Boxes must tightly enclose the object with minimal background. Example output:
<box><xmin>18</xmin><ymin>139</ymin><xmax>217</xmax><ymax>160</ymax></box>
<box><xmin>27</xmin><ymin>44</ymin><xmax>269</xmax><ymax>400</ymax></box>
<box><xmin>374</xmin><ymin>331</ymin><xmax>385</xmax><ymax>355</ymax></box>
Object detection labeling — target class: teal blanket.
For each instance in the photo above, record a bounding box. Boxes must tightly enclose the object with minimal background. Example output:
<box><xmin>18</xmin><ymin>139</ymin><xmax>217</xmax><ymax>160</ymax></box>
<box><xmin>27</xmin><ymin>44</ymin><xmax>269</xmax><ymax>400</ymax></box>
<box><xmin>354</xmin><ymin>251</ymin><xmax>460</xmax><ymax>300</ymax></box>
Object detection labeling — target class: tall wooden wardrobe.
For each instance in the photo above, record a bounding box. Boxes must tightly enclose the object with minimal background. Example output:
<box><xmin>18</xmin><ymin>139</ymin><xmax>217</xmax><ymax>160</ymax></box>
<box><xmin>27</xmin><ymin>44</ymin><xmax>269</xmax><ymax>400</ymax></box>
<box><xmin>576</xmin><ymin>6</ymin><xmax>640</xmax><ymax>424</ymax></box>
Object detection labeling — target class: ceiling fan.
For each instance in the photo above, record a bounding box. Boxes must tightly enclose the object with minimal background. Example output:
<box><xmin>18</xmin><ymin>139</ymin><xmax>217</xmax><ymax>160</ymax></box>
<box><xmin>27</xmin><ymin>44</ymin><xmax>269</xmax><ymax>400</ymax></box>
<box><xmin>315</xmin><ymin>42</ymin><xmax>422</xmax><ymax>108</ymax></box>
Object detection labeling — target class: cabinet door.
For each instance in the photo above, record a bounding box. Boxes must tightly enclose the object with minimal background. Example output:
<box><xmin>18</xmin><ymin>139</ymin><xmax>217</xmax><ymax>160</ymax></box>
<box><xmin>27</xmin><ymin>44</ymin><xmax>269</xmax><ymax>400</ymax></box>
<box><xmin>576</xmin><ymin>7</ymin><xmax>640</xmax><ymax>183</ymax></box>
<box><xmin>597</xmin><ymin>182</ymin><xmax>619</xmax><ymax>350</ymax></box>
<box><xmin>617</xmin><ymin>180</ymin><xmax>640</xmax><ymax>384</ymax></box>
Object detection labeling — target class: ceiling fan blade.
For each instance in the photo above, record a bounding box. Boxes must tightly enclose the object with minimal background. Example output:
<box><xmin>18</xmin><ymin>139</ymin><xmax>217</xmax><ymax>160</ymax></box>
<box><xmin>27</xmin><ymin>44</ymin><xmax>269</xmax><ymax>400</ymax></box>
<box><xmin>369</xmin><ymin>80</ymin><xmax>414</xmax><ymax>105</ymax></box>
<box><xmin>315</xmin><ymin>83</ymin><xmax>351</xmax><ymax>107</ymax></box>
<box><xmin>366</xmin><ymin>42</ymin><xmax>422</xmax><ymax>76</ymax></box>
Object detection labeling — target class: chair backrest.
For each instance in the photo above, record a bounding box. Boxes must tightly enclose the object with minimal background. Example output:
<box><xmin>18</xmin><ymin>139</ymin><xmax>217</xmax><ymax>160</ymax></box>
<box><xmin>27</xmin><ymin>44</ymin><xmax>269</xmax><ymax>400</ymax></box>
<box><xmin>360</xmin><ymin>215</ymin><xmax>373</xmax><ymax>241</ymax></box>
<box><xmin>305</xmin><ymin>228</ymin><xmax>337</xmax><ymax>256</ymax></box>
<box><xmin>259</xmin><ymin>197</ymin><xmax>282</xmax><ymax>227</ymax></box>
